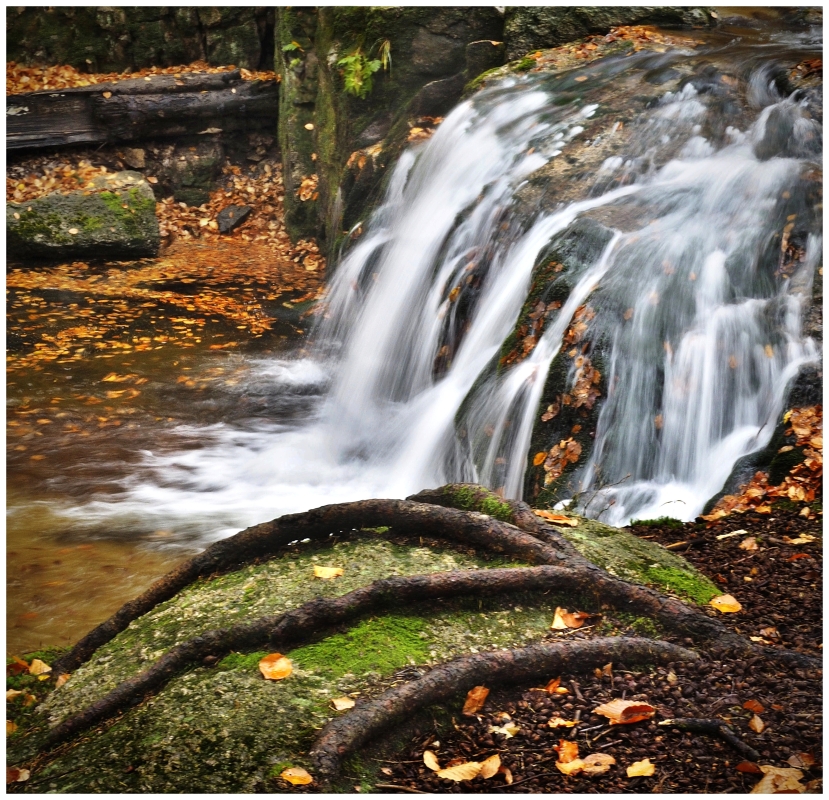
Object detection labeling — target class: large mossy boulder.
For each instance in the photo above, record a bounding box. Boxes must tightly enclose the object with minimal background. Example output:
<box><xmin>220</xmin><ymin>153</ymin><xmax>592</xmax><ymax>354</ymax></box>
<box><xmin>8</xmin><ymin>172</ymin><xmax>160</xmax><ymax>261</ymax></box>
<box><xmin>503</xmin><ymin>7</ymin><xmax>715</xmax><ymax>60</ymax></box>
<box><xmin>11</xmin><ymin>513</ymin><xmax>712</xmax><ymax>793</ymax></box>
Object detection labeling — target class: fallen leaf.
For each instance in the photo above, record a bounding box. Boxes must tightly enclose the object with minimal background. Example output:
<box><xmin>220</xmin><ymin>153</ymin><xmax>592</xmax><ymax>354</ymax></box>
<box><xmin>787</xmin><ymin>553</ymin><xmax>812</xmax><ymax>562</ymax></box>
<box><xmin>331</xmin><ymin>696</ymin><xmax>355</xmax><ymax>711</ymax></box>
<box><xmin>258</xmin><ymin>653</ymin><xmax>292</xmax><ymax>681</ymax></box>
<box><xmin>463</xmin><ymin>685</ymin><xmax>490</xmax><ymax>715</ymax></box>
<box><xmin>533</xmin><ymin>451</ymin><xmax>546</xmax><ymax>466</ymax></box>
<box><xmin>533</xmin><ymin>509</ymin><xmax>579</xmax><ymax>526</ymax></box>
<box><xmin>551</xmin><ymin>607</ymin><xmax>590</xmax><ymax>629</ymax></box>
<box><xmin>737</xmin><ymin>762</ymin><xmax>763</xmax><ymax>774</ymax></box>
<box><xmin>55</xmin><ymin>673</ymin><xmax>71</xmax><ymax>689</ymax></box>
<box><xmin>750</xmin><ymin>765</ymin><xmax>806</xmax><ymax>794</ymax></box>
<box><xmin>6</xmin><ymin>689</ymin><xmax>23</xmax><ymax>701</ymax></box>
<box><xmin>785</xmin><ymin>534</ymin><xmax>816</xmax><ymax>545</ymax></box>
<box><xmin>488</xmin><ymin>722</ymin><xmax>520</xmax><ymax>738</ymax></box>
<box><xmin>102</xmin><ymin>91</ymin><xmax>112</xmax><ymax>98</ymax></box>
<box><xmin>423</xmin><ymin>750</ymin><xmax>441</xmax><ymax>772</ymax></box>
<box><xmin>281</xmin><ymin>767</ymin><xmax>313</xmax><ymax>785</ymax></box>
<box><xmin>313</xmin><ymin>565</ymin><xmax>343</xmax><ymax>579</ymax></box>
<box><xmin>543</xmin><ymin>677</ymin><xmax>561</xmax><ymax>693</ymax></box>
<box><xmin>593</xmin><ymin>698</ymin><xmax>656</xmax><ymax>725</ymax></box>
<box><xmin>7</xmin><ymin>721</ymin><xmax>18</xmax><ymax>735</ymax></box>
<box><xmin>748</xmin><ymin>714</ymin><xmax>765</xmax><ymax>733</ymax></box>
<box><xmin>710</xmin><ymin>594</ymin><xmax>742</xmax><ymax>613</ymax></box>
<box><xmin>499</xmin><ymin>766</ymin><xmax>513</xmax><ymax>784</ymax></box>
<box><xmin>743</xmin><ymin>699</ymin><xmax>765</xmax><ymax>714</ymax></box>
<box><xmin>480</xmin><ymin>754</ymin><xmax>501</xmax><ymax>779</ymax></box>
<box><xmin>436</xmin><ymin>761</ymin><xmax>482</xmax><ymax>781</ymax></box>
<box><xmin>627</xmin><ymin>758</ymin><xmax>655</xmax><ymax>777</ymax></box>
<box><xmin>67</xmin><ymin>227</ymin><xmax>79</xmax><ymax>235</ymax></box>
<box><xmin>787</xmin><ymin>753</ymin><xmax>815</xmax><ymax>770</ymax></box>
<box><xmin>739</xmin><ymin>536</ymin><xmax>759</xmax><ymax>551</ymax></box>
<box><xmin>548</xmin><ymin>717</ymin><xmax>577</xmax><ymax>728</ymax></box>
<box><xmin>6</xmin><ymin>767</ymin><xmax>29</xmax><ymax>783</ymax></box>
<box><xmin>555</xmin><ymin>739</ymin><xmax>580</xmax><ymax>763</ymax></box>
<box><xmin>583</xmin><ymin>752</ymin><xmax>616</xmax><ymax>776</ymax></box>
<box><xmin>28</xmin><ymin>658</ymin><xmax>51</xmax><ymax>676</ymax></box>
<box><xmin>556</xmin><ymin>758</ymin><xmax>585</xmax><ymax>775</ymax></box>
<box><xmin>575</xmin><ymin>75</ymin><xmax>589</xmax><ymax>82</ymax></box>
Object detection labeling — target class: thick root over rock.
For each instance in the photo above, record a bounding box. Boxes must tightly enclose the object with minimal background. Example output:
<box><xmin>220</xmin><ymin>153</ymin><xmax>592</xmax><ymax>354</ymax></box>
<box><xmin>309</xmin><ymin>637</ymin><xmax>698</xmax><ymax>783</ymax></box>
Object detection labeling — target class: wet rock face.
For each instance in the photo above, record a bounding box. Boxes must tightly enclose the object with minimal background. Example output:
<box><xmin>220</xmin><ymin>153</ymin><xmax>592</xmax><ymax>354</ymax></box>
<box><xmin>144</xmin><ymin>140</ymin><xmax>225</xmax><ymax>207</ymax></box>
<box><xmin>7</xmin><ymin>171</ymin><xmax>160</xmax><ymax>262</ymax></box>
<box><xmin>503</xmin><ymin>7</ymin><xmax>716</xmax><ymax>61</ymax></box>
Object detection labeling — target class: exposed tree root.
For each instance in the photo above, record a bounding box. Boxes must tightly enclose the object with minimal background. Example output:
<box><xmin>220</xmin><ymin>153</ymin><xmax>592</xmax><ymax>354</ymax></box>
<box><xmin>658</xmin><ymin>718</ymin><xmax>761</xmax><ymax>762</ymax></box>
<box><xmin>308</xmin><ymin>637</ymin><xmax>698</xmax><ymax>783</ymax></box>
<box><xmin>46</xmin><ymin>486</ymin><xmax>818</xmax><ymax>751</ymax></box>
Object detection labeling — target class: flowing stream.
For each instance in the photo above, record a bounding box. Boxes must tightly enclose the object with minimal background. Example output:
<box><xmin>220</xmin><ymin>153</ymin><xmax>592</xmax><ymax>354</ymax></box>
<box><xmin>7</xmin><ymin>22</ymin><xmax>821</xmax><ymax>649</ymax></box>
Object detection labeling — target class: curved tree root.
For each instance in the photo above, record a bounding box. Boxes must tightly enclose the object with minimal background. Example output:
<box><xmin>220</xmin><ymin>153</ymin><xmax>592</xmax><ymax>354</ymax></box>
<box><xmin>309</xmin><ymin>637</ymin><xmax>699</xmax><ymax>784</ymax></box>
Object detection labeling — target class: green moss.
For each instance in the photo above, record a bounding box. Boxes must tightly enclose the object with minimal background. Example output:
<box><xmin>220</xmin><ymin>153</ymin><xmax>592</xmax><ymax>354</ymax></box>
<box><xmin>217</xmin><ymin>651</ymin><xmax>269</xmax><ymax>671</ymax></box>
<box><xmin>11</xmin><ymin>209</ymin><xmax>72</xmax><ymax>243</ymax></box>
<box><xmin>513</xmin><ymin>56</ymin><xmax>536</xmax><ymax>72</ymax></box>
<box><xmin>630</xmin><ymin>516</ymin><xmax>685</xmax><ymax>529</ymax></box>
<box><xmin>463</xmin><ymin>65</ymin><xmax>505</xmax><ymax>95</ymax></box>
<box><xmin>290</xmin><ymin>614</ymin><xmax>430</xmax><ymax>679</ymax></box>
<box><xmin>451</xmin><ymin>485</ymin><xmax>514</xmax><ymax>522</ymax></box>
<box><xmin>642</xmin><ymin>565</ymin><xmax>719</xmax><ymax>605</ymax></box>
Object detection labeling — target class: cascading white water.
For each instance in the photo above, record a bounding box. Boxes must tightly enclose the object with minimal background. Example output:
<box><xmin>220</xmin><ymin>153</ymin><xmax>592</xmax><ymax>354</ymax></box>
<box><xmin>59</xmin><ymin>33</ymin><xmax>820</xmax><ymax>542</ymax></box>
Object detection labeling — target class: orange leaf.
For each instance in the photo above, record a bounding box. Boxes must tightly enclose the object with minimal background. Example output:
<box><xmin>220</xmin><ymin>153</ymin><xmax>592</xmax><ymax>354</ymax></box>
<box><xmin>551</xmin><ymin>607</ymin><xmax>589</xmax><ymax>629</ymax></box>
<box><xmin>548</xmin><ymin>717</ymin><xmax>577</xmax><ymax>728</ymax></box>
<box><xmin>743</xmin><ymin>699</ymin><xmax>765</xmax><ymax>714</ymax></box>
<box><xmin>627</xmin><ymin>758</ymin><xmax>655</xmax><ymax>777</ymax></box>
<box><xmin>499</xmin><ymin>766</ymin><xmax>513</xmax><ymax>784</ymax></box>
<box><xmin>554</xmin><ymin>739</ymin><xmax>579</xmax><ymax>764</ymax></box>
<box><xmin>710</xmin><ymin>594</ymin><xmax>742</xmax><ymax>613</ymax></box>
<box><xmin>533</xmin><ymin>451</ymin><xmax>546</xmax><ymax>466</ymax></box>
<box><xmin>463</xmin><ymin>685</ymin><xmax>490</xmax><ymax>715</ymax></box>
<box><xmin>748</xmin><ymin>714</ymin><xmax>765</xmax><ymax>734</ymax></box>
<box><xmin>436</xmin><ymin>761</ymin><xmax>482</xmax><ymax>781</ymax></box>
<box><xmin>534</xmin><ymin>509</ymin><xmax>579</xmax><ymax>526</ymax></box>
<box><xmin>480</xmin><ymin>754</ymin><xmax>501</xmax><ymax>779</ymax></box>
<box><xmin>737</xmin><ymin>762</ymin><xmax>763</xmax><ymax>774</ymax></box>
<box><xmin>280</xmin><ymin>767</ymin><xmax>312</xmax><ymax>785</ymax></box>
<box><xmin>543</xmin><ymin>676</ymin><xmax>561</xmax><ymax>693</ymax></box>
<box><xmin>593</xmin><ymin>698</ymin><xmax>656</xmax><ymax>725</ymax></box>
<box><xmin>258</xmin><ymin>653</ymin><xmax>292</xmax><ymax>681</ymax></box>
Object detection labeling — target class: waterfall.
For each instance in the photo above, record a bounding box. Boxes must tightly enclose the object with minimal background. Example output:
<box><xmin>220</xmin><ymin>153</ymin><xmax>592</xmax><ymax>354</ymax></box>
<box><xmin>62</xmin><ymin>32</ymin><xmax>820</xmax><ymax>541</ymax></box>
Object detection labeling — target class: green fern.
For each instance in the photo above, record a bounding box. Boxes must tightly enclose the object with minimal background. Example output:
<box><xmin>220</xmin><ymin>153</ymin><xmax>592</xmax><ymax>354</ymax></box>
<box><xmin>338</xmin><ymin>48</ymin><xmax>382</xmax><ymax>99</ymax></box>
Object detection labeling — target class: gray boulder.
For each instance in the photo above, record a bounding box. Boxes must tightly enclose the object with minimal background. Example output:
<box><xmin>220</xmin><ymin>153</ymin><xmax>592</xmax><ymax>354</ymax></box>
<box><xmin>7</xmin><ymin>171</ymin><xmax>159</xmax><ymax>261</ymax></box>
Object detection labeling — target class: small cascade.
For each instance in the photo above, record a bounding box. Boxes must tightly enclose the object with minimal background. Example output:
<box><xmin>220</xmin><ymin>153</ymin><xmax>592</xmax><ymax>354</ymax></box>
<box><xmin>54</xmin><ymin>28</ymin><xmax>820</xmax><ymax>542</ymax></box>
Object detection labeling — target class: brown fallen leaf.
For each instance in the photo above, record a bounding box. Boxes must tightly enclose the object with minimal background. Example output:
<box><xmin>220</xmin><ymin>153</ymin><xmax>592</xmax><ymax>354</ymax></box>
<box><xmin>313</xmin><ymin>565</ymin><xmax>343</xmax><ymax>579</ymax></box>
<box><xmin>750</xmin><ymin>765</ymin><xmax>806</xmax><ymax>794</ymax></box>
<box><xmin>556</xmin><ymin>758</ymin><xmax>586</xmax><ymax>775</ymax></box>
<box><xmin>462</xmin><ymin>685</ymin><xmax>490</xmax><ymax>715</ymax></box>
<box><xmin>281</xmin><ymin>767</ymin><xmax>313</xmax><ymax>785</ymax></box>
<box><xmin>331</xmin><ymin>696</ymin><xmax>355</xmax><ymax>711</ymax></box>
<box><xmin>583</xmin><ymin>752</ymin><xmax>616</xmax><ymax>776</ymax></box>
<box><xmin>6</xmin><ymin>690</ymin><xmax>23</xmax><ymax>701</ymax></box>
<box><xmin>552</xmin><ymin>607</ymin><xmax>590</xmax><ymax>629</ymax></box>
<box><xmin>593</xmin><ymin>698</ymin><xmax>656</xmax><ymax>725</ymax></box>
<box><xmin>533</xmin><ymin>509</ymin><xmax>579</xmax><ymax>526</ymax></box>
<box><xmin>555</xmin><ymin>739</ymin><xmax>579</xmax><ymax>764</ymax></box>
<box><xmin>787</xmin><ymin>753</ymin><xmax>815</xmax><ymax>770</ymax></box>
<box><xmin>739</xmin><ymin>536</ymin><xmax>759</xmax><ymax>551</ymax></box>
<box><xmin>55</xmin><ymin>673</ymin><xmax>71</xmax><ymax>689</ymax></box>
<box><xmin>627</xmin><ymin>758</ymin><xmax>655</xmax><ymax>777</ymax></box>
<box><xmin>258</xmin><ymin>653</ymin><xmax>292</xmax><ymax>681</ymax></box>
<box><xmin>436</xmin><ymin>761</ymin><xmax>482</xmax><ymax>781</ymax></box>
<box><xmin>7</xmin><ymin>721</ymin><xmax>18</xmax><ymax>735</ymax></box>
<box><xmin>6</xmin><ymin>767</ymin><xmax>30</xmax><ymax>783</ymax></box>
<box><xmin>499</xmin><ymin>766</ymin><xmax>513</xmax><ymax>784</ymax></box>
<box><xmin>743</xmin><ymin>699</ymin><xmax>765</xmax><ymax>714</ymax></box>
<box><xmin>28</xmin><ymin>658</ymin><xmax>51</xmax><ymax>676</ymax></box>
<box><xmin>748</xmin><ymin>714</ymin><xmax>765</xmax><ymax>734</ymax></box>
<box><xmin>480</xmin><ymin>754</ymin><xmax>501</xmax><ymax>779</ymax></box>
<box><xmin>737</xmin><ymin>762</ymin><xmax>763</xmax><ymax>774</ymax></box>
<box><xmin>710</xmin><ymin>594</ymin><xmax>742</xmax><ymax>613</ymax></box>
<box><xmin>423</xmin><ymin>750</ymin><xmax>441</xmax><ymax>772</ymax></box>
<box><xmin>548</xmin><ymin>717</ymin><xmax>577</xmax><ymax>728</ymax></box>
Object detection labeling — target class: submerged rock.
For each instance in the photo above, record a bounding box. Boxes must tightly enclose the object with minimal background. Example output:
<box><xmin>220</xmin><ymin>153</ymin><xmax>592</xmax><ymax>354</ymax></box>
<box><xmin>7</xmin><ymin>171</ymin><xmax>159</xmax><ymax>261</ymax></box>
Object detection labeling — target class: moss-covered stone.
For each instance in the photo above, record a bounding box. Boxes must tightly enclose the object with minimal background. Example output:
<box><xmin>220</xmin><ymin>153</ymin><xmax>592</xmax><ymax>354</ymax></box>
<box><xmin>7</xmin><ymin>172</ymin><xmax>159</xmax><ymax>261</ymax></box>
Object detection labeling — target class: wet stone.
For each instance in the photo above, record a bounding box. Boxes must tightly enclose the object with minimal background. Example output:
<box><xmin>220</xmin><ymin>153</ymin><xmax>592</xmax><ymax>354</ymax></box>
<box><xmin>217</xmin><ymin>204</ymin><xmax>252</xmax><ymax>234</ymax></box>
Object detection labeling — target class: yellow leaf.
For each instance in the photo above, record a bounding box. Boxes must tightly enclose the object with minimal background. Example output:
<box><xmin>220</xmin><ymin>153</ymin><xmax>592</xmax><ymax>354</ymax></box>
<box><xmin>551</xmin><ymin>607</ymin><xmax>569</xmax><ymax>629</ymax></box>
<box><xmin>258</xmin><ymin>653</ymin><xmax>292</xmax><ymax>680</ymax></box>
<box><xmin>462</xmin><ymin>685</ymin><xmax>489</xmax><ymax>715</ymax></box>
<box><xmin>627</xmin><ymin>758</ymin><xmax>655</xmax><ymax>777</ymax></box>
<box><xmin>710</xmin><ymin>594</ymin><xmax>742</xmax><ymax>613</ymax></box>
<box><xmin>28</xmin><ymin>658</ymin><xmax>51</xmax><ymax>676</ymax></box>
<box><xmin>7</xmin><ymin>720</ymin><xmax>18</xmax><ymax>735</ymax></box>
<box><xmin>313</xmin><ymin>565</ymin><xmax>344</xmax><ymax>579</ymax></box>
<box><xmin>102</xmin><ymin>91</ymin><xmax>112</xmax><ymax>98</ymax></box>
<box><xmin>280</xmin><ymin>767</ymin><xmax>313</xmax><ymax>785</ymax></box>
<box><xmin>593</xmin><ymin>698</ymin><xmax>656</xmax><ymax>725</ymax></box>
<box><xmin>786</xmin><ymin>534</ymin><xmax>816</xmax><ymax>545</ymax></box>
<box><xmin>436</xmin><ymin>761</ymin><xmax>482</xmax><ymax>782</ymax></box>
<box><xmin>488</xmin><ymin>722</ymin><xmax>520</xmax><ymax>738</ymax></box>
<box><xmin>548</xmin><ymin>717</ymin><xmax>577</xmax><ymax>728</ymax></box>
<box><xmin>480</xmin><ymin>754</ymin><xmax>501</xmax><ymax>779</ymax></box>
<box><xmin>583</xmin><ymin>752</ymin><xmax>616</xmax><ymax>776</ymax></box>
<box><xmin>331</xmin><ymin>696</ymin><xmax>355</xmax><ymax>711</ymax></box>
<box><xmin>750</xmin><ymin>765</ymin><xmax>805</xmax><ymax>794</ymax></box>
<box><xmin>748</xmin><ymin>714</ymin><xmax>765</xmax><ymax>734</ymax></box>
<box><xmin>423</xmin><ymin>750</ymin><xmax>441</xmax><ymax>771</ymax></box>
<box><xmin>556</xmin><ymin>758</ymin><xmax>585</xmax><ymax>775</ymax></box>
